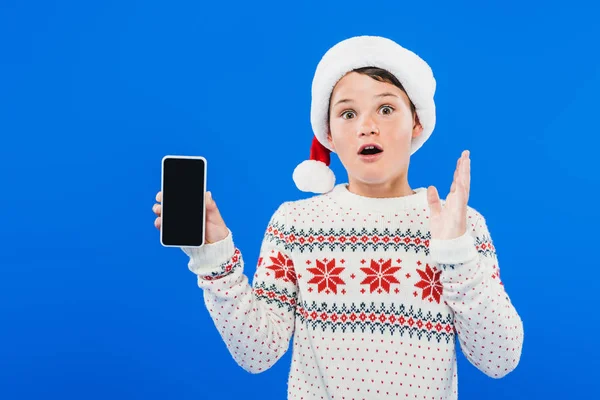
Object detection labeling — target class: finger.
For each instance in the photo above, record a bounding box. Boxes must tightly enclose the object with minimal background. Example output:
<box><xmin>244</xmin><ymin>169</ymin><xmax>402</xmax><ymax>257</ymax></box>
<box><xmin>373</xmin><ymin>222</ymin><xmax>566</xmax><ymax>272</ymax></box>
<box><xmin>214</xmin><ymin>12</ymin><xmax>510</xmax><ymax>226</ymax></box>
<box><xmin>427</xmin><ymin>186</ymin><xmax>443</xmax><ymax>217</ymax></box>
<box><xmin>458</xmin><ymin>151</ymin><xmax>470</xmax><ymax>196</ymax></box>
<box><xmin>154</xmin><ymin>217</ymin><xmax>161</xmax><ymax>229</ymax></box>
<box><xmin>152</xmin><ymin>203</ymin><xmax>161</xmax><ymax>216</ymax></box>
<box><xmin>454</xmin><ymin>157</ymin><xmax>461</xmax><ymax>180</ymax></box>
<box><xmin>453</xmin><ymin>163</ymin><xmax>459</xmax><ymax>184</ymax></box>
<box><xmin>156</xmin><ymin>191</ymin><xmax>162</xmax><ymax>202</ymax></box>
<box><xmin>451</xmin><ymin>157</ymin><xmax>461</xmax><ymax>193</ymax></box>
<box><xmin>455</xmin><ymin>175</ymin><xmax>465</xmax><ymax>204</ymax></box>
<box><xmin>205</xmin><ymin>192</ymin><xmax>226</xmax><ymax>224</ymax></box>
<box><xmin>455</xmin><ymin>162</ymin><xmax>469</xmax><ymax>205</ymax></box>
<box><xmin>205</xmin><ymin>191</ymin><xmax>216</xmax><ymax>210</ymax></box>
<box><xmin>464</xmin><ymin>152</ymin><xmax>471</xmax><ymax>197</ymax></box>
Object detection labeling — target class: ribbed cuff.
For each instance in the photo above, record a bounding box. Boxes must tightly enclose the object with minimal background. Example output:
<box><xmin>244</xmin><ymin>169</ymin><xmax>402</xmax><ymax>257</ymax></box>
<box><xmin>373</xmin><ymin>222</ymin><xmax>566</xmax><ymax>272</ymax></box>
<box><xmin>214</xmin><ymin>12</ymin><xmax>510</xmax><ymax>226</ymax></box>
<box><xmin>181</xmin><ymin>230</ymin><xmax>236</xmax><ymax>275</ymax></box>
<box><xmin>429</xmin><ymin>231</ymin><xmax>478</xmax><ymax>265</ymax></box>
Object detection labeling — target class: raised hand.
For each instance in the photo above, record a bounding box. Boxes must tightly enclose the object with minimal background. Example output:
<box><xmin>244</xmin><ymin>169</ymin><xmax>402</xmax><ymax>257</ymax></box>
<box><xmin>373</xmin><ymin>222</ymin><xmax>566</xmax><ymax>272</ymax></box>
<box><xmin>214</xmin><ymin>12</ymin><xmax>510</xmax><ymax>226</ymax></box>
<box><xmin>426</xmin><ymin>150</ymin><xmax>471</xmax><ymax>240</ymax></box>
<box><xmin>152</xmin><ymin>190</ymin><xmax>230</xmax><ymax>244</ymax></box>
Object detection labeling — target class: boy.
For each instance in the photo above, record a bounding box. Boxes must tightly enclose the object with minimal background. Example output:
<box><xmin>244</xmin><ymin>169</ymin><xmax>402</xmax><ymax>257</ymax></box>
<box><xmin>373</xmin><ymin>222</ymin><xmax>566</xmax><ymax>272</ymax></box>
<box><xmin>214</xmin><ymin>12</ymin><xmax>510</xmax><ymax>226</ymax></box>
<box><xmin>152</xmin><ymin>35</ymin><xmax>523</xmax><ymax>399</ymax></box>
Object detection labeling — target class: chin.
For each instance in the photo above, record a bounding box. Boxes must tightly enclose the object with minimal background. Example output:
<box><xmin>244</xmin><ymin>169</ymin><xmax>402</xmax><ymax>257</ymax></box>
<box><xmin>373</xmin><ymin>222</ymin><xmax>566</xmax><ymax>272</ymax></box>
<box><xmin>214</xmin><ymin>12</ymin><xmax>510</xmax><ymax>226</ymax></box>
<box><xmin>352</xmin><ymin>174</ymin><xmax>395</xmax><ymax>186</ymax></box>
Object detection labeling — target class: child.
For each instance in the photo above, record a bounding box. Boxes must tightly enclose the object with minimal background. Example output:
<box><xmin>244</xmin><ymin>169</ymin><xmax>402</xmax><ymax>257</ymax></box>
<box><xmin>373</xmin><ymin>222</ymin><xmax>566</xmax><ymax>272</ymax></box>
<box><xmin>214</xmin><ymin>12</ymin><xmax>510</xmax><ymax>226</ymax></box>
<box><xmin>152</xmin><ymin>35</ymin><xmax>524</xmax><ymax>399</ymax></box>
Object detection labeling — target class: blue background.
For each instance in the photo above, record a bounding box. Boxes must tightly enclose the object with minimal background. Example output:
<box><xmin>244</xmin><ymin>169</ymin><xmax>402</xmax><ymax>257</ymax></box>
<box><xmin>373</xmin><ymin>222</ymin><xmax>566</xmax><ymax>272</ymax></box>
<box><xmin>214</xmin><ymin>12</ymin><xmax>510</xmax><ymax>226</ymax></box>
<box><xmin>1</xmin><ymin>0</ymin><xmax>598</xmax><ymax>399</ymax></box>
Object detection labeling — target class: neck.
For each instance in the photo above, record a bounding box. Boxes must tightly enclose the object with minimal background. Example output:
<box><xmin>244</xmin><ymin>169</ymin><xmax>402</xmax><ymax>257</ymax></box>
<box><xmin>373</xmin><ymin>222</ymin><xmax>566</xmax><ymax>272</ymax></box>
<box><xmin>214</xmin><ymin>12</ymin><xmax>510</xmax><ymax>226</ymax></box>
<box><xmin>347</xmin><ymin>175</ymin><xmax>414</xmax><ymax>198</ymax></box>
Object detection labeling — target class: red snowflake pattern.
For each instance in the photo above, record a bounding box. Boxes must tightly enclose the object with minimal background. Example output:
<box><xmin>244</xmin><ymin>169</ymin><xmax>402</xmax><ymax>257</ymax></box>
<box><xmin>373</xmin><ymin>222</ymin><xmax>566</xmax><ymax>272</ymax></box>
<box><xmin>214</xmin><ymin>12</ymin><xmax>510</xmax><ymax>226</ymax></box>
<box><xmin>265</xmin><ymin>251</ymin><xmax>296</xmax><ymax>284</ymax></box>
<box><xmin>414</xmin><ymin>263</ymin><xmax>443</xmax><ymax>303</ymax></box>
<box><xmin>307</xmin><ymin>259</ymin><xmax>345</xmax><ymax>294</ymax></box>
<box><xmin>360</xmin><ymin>259</ymin><xmax>401</xmax><ymax>294</ymax></box>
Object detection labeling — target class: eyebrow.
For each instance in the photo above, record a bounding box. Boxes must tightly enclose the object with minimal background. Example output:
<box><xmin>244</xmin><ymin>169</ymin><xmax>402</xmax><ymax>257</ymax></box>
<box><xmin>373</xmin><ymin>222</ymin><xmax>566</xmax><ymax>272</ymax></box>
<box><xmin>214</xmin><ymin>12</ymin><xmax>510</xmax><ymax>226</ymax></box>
<box><xmin>332</xmin><ymin>92</ymin><xmax>399</xmax><ymax>108</ymax></box>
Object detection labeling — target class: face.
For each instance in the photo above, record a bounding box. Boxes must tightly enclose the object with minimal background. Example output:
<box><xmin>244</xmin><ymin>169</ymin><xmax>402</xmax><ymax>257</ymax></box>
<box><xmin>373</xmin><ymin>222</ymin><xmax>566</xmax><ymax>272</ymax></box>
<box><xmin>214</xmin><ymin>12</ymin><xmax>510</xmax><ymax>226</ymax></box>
<box><xmin>327</xmin><ymin>72</ymin><xmax>423</xmax><ymax>189</ymax></box>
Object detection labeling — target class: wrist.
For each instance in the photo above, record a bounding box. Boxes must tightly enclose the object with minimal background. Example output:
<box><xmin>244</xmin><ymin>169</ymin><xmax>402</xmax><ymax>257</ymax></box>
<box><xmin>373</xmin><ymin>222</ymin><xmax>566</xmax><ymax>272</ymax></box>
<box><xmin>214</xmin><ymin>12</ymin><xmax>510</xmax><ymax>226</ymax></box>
<box><xmin>206</xmin><ymin>226</ymin><xmax>230</xmax><ymax>244</ymax></box>
<box><xmin>182</xmin><ymin>229</ymin><xmax>235</xmax><ymax>274</ymax></box>
<box><xmin>429</xmin><ymin>231</ymin><xmax>477</xmax><ymax>265</ymax></box>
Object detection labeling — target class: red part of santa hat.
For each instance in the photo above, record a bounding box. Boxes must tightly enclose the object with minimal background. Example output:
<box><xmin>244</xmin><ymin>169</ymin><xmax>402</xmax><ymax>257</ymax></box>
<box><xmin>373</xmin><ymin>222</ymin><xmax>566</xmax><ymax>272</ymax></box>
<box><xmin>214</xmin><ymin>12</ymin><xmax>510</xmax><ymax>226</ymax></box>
<box><xmin>309</xmin><ymin>135</ymin><xmax>331</xmax><ymax>165</ymax></box>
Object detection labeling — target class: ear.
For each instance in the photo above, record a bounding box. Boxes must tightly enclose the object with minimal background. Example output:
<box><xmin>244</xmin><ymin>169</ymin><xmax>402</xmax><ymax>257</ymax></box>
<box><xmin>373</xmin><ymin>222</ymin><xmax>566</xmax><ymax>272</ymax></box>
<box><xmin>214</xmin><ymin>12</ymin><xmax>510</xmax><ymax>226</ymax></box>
<box><xmin>411</xmin><ymin>114</ymin><xmax>423</xmax><ymax>139</ymax></box>
<box><xmin>327</xmin><ymin>130</ymin><xmax>335</xmax><ymax>151</ymax></box>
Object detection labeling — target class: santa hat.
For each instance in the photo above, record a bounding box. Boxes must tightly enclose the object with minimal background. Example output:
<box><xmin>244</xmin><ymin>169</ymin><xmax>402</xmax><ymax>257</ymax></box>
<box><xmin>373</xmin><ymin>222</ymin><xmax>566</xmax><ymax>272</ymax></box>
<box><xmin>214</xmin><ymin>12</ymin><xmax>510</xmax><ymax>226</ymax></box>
<box><xmin>292</xmin><ymin>35</ymin><xmax>437</xmax><ymax>194</ymax></box>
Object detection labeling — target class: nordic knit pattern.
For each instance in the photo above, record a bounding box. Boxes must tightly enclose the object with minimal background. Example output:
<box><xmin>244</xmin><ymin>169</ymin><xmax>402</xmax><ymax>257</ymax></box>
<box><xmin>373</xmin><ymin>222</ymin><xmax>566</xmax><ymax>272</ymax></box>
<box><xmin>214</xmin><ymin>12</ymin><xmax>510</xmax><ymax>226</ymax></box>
<box><xmin>182</xmin><ymin>184</ymin><xmax>524</xmax><ymax>400</ymax></box>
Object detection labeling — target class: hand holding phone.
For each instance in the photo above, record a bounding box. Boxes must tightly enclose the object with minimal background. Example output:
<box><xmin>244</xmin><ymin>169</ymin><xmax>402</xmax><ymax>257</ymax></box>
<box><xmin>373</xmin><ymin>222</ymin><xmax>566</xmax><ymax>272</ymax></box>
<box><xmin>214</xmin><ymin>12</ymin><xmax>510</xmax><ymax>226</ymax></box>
<box><xmin>153</xmin><ymin>190</ymin><xmax>229</xmax><ymax>245</ymax></box>
<box><xmin>154</xmin><ymin>155</ymin><xmax>229</xmax><ymax>247</ymax></box>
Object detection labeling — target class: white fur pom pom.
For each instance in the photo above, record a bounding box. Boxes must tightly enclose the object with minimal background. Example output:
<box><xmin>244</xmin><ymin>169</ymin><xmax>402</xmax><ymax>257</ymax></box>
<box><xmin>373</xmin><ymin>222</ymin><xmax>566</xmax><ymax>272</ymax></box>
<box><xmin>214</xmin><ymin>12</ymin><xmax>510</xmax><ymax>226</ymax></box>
<box><xmin>292</xmin><ymin>160</ymin><xmax>336</xmax><ymax>194</ymax></box>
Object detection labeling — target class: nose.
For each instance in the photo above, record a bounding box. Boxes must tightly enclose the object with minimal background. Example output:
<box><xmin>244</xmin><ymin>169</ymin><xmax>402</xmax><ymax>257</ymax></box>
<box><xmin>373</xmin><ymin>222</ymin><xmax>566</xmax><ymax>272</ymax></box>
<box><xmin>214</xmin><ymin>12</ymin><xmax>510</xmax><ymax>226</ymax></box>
<box><xmin>357</xmin><ymin>115</ymin><xmax>379</xmax><ymax>137</ymax></box>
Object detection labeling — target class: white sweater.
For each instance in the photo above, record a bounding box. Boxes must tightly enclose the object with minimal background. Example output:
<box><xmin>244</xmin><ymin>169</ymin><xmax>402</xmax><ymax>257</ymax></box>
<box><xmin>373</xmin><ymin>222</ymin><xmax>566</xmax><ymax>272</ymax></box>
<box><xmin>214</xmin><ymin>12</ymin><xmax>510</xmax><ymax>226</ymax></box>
<box><xmin>182</xmin><ymin>184</ymin><xmax>524</xmax><ymax>399</ymax></box>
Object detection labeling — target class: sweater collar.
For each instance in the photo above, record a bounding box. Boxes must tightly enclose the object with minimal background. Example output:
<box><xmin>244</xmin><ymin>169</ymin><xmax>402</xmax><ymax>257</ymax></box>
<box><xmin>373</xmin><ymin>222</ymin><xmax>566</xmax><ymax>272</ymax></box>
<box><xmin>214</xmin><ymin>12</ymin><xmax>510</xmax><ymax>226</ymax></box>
<box><xmin>326</xmin><ymin>183</ymin><xmax>429</xmax><ymax>214</ymax></box>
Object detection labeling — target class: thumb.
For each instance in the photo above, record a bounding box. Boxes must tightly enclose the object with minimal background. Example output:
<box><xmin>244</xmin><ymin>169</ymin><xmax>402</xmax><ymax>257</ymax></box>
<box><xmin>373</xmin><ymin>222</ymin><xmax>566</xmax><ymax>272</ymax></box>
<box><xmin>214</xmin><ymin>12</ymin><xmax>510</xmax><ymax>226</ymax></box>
<box><xmin>205</xmin><ymin>191</ymin><xmax>216</xmax><ymax>211</ymax></box>
<box><xmin>206</xmin><ymin>191</ymin><xmax>223</xmax><ymax>215</ymax></box>
<box><xmin>205</xmin><ymin>191</ymin><xmax>226</xmax><ymax>223</ymax></box>
<box><xmin>427</xmin><ymin>186</ymin><xmax>442</xmax><ymax>217</ymax></box>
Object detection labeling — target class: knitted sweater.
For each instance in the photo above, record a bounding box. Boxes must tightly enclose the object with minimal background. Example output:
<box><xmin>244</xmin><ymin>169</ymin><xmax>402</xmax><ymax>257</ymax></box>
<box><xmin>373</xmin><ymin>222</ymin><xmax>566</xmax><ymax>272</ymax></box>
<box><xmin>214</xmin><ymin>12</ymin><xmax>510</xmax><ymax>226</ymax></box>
<box><xmin>182</xmin><ymin>184</ymin><xmax>524</xmax><ymax>400</ymax></box>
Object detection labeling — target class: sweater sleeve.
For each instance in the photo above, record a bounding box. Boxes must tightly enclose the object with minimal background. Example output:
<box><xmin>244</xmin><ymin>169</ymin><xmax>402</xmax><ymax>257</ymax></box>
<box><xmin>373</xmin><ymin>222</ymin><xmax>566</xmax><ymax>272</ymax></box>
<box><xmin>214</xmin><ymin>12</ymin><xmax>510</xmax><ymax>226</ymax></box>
<box><xmin>180</xmin><ymin>202</ymin><xmax>297</xmax><ymax>374</ymax></box>
<box><xmin>428</xmin><ymin>211</ymin><xmax>524</xmax><ymax>379</ymax></box>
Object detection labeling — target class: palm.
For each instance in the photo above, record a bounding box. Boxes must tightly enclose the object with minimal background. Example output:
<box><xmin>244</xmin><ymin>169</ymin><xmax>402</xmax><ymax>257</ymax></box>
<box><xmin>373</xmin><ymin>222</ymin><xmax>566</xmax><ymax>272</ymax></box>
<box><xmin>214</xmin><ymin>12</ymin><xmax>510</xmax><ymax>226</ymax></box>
<box><xmin>427</xmin><ymin>151</ymin><xmax>471</xmax><ymax>240</ymax></box>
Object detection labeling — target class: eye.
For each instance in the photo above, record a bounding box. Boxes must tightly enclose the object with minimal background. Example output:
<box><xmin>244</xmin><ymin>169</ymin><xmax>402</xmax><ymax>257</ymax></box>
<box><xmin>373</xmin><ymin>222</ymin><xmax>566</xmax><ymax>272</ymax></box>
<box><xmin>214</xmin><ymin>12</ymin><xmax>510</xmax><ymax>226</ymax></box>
<box><xmin>341</xmin><ymin>110</ymin><xmax>356</xmax><ymax>119</ymax></box>
<box><xmin>379</xmin><ymin>105</ymin><xmax>394</xmax><ymax>115</ymax></box>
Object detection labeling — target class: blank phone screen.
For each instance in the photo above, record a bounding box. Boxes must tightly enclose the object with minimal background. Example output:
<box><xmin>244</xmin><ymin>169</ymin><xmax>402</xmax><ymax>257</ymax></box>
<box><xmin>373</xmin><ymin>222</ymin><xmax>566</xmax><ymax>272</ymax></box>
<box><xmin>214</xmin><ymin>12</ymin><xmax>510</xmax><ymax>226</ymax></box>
<box><xmin>161</xmin><ymin>157</ymin><xmax>205</xmax><ymax>247</ymax></box>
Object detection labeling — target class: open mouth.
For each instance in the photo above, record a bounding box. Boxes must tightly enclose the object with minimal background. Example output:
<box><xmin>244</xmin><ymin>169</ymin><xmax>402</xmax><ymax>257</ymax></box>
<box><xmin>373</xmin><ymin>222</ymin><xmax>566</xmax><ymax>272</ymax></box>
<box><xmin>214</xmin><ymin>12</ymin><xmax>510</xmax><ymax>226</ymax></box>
<box><xmin>358</xmin><ymin>144</ymin><xmax>383</xmax><ymax>156</ymax></box>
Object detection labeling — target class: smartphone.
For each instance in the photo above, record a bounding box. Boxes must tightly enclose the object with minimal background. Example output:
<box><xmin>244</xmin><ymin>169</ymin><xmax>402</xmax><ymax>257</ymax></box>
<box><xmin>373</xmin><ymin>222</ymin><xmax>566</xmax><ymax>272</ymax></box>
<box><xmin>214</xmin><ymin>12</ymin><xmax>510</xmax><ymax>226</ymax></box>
<box><xmin>160</xmin><ymin>155</ymin><xmax>207</xmax><ymax>248</ymax></box>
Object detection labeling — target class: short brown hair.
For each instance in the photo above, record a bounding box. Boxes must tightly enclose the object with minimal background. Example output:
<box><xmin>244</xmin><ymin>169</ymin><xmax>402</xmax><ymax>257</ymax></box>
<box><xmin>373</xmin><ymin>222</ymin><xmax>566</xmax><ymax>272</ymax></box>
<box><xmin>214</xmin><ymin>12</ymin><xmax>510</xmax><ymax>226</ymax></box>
<box><xmin>327</xmin><ymin>66</ymin><xmax>417</xmax><ymax>124</ymax></box>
